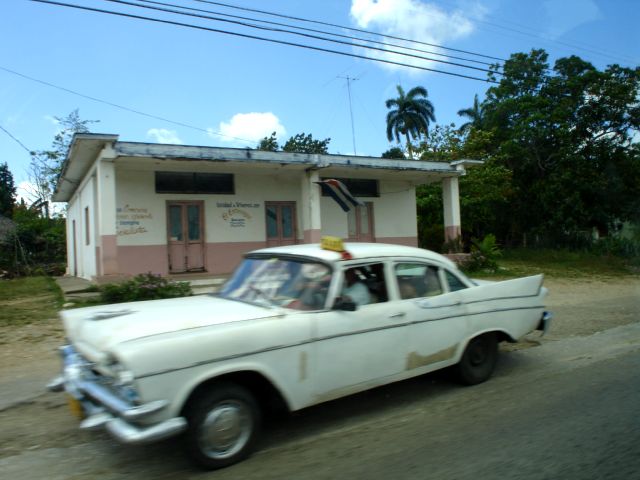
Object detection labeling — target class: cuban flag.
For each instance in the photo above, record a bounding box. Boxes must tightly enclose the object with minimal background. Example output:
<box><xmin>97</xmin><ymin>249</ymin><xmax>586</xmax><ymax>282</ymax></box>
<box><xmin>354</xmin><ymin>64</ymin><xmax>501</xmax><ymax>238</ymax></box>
<box><xmin>315</xmin><ymin>179</ymin><xmax>364</xmax><ymax>212</ymax></box>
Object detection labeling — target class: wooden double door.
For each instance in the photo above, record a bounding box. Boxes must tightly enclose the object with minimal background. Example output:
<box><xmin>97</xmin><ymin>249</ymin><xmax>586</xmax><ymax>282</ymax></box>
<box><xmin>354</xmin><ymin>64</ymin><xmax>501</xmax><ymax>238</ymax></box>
<box><xmin>266</xmin><ymin>201</ymin><xmax>297</xmax><ymax>247</ymax></box>
<box><xmin>167</xmin><ymin>201</ymin><xmax>205</xmax><ymax>273</ymax></box>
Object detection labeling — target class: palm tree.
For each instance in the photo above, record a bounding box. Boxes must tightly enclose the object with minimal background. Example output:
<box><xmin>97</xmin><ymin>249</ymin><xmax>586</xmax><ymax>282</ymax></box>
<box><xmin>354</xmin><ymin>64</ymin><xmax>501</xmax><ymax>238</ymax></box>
<box><xmin>457</xmin><ymin>94</ymin><xmax>484</xmax><ymax>134</ymax></box>
<box><xmin>385</xmin><ymin>85</ymin><xmax>435</xmax><ymax>158</ymax></box>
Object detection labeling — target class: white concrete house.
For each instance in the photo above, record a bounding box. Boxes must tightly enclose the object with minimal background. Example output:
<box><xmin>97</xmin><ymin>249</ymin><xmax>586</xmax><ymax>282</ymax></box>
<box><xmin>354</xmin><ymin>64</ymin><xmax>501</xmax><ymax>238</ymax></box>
<box><xmin>52</xmin><ymin>134</ymin><xmax>476</xmax><ymax>281</ymax></box>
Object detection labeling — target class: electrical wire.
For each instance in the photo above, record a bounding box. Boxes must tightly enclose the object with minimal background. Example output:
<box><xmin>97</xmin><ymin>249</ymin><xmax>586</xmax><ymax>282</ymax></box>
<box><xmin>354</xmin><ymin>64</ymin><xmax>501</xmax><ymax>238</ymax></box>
<box><xmin>431</xmin><ymin>0</ymin><xmax>638</xmax><ymax>65</ymax></box>
<box><xmin>100</xmin><ymin>0</ymin><xmax>500</xmax><ymax>76</ymax></box>
<box><xmin>189</xmin><ymin>0</ymin><xmax>506</xmax><ymax>62</ymax></box>
<box><xmin>132</xmin><ymin>0</ymin><xmax>501</xmax><ymax>69</ymax></box>
<box><xmin>0</xmin><ymin>65</ymin><xmax>257</xmax><ymax>144</ymax></box>
<box><xmin>0</xmin><ymin>125</ymin><xmax>32</xmax><ymax>154</ymax></box>
<box><xmin>29</xmin><ymin>0</ymin><xmax>498</xmax><ymax>84</ymax></box>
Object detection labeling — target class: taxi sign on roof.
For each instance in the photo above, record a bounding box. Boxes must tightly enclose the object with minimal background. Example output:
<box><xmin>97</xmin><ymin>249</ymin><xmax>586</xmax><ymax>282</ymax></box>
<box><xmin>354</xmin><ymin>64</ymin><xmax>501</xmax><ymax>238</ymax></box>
<box><xmin>320</xmin><ymin>236</ymin><xmax>345</xmax><ymax>252</ymax></box>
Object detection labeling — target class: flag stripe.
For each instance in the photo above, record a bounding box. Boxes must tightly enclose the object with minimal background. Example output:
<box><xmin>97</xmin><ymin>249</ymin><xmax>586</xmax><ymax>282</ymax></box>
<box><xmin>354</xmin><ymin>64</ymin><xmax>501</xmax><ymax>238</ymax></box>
<box><xmin>314</xmin><ymin>179</ymin><xmax>364</xmax><ymax>212</ymax></box>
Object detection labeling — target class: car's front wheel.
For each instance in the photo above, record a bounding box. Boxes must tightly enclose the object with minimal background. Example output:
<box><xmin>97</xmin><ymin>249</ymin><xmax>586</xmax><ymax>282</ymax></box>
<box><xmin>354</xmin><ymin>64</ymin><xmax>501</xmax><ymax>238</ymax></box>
<box><xmin>185</xmin><ymin>383</ymin><xmax>261</xmax><ymax>470</ymax></box>
<box><xmin>456</xmin><ymin>333</ymin><xmax>498</xmax><ymax>385</ymax></box>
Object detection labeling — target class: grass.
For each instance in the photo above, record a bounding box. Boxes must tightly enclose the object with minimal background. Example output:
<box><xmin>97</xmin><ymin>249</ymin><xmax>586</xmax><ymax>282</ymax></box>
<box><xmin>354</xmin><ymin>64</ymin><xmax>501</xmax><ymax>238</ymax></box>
<box><xmin>469</xmin><ymin>248</ymin><xmax>638</xmax><ymax>279</ymax></box>
<box><xmin>0</xmin><ymin>276</ymin><xmax>64</xmax><ymax>327</ymax></box>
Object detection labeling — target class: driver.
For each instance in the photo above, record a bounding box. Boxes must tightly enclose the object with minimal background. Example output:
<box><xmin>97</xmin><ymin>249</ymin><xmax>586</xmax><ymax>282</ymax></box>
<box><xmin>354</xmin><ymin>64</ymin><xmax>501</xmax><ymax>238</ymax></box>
<box><xmin>342</xmin><ymin>268</ymin><xmax>371</xmax><ymax>306</ymax></box>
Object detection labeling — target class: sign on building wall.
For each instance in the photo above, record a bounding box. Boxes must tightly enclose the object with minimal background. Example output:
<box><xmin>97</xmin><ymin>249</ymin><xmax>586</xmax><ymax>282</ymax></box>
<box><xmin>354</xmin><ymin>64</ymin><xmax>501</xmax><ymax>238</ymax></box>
<box><xmin>217</xmin><ymin>201</ymin><xmax>260</xmax><ymax>228</ymax></box>
<box><xmin>117</xmin><ymin>205</ymin><xmax>152</xmax><ymax>236</ymax></box>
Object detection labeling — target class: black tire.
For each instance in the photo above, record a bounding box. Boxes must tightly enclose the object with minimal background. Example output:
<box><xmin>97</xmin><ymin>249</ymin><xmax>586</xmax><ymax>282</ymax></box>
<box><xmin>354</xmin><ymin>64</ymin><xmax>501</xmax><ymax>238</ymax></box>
<box><xmin>185</xmin><ymin>383</ymin><xmax>261</xmax><ymax>470</ymax></box>
<box><xmin>456</xmin><ymin>333</ymin><xmax>498</xmax><ymax>385</ymax></box>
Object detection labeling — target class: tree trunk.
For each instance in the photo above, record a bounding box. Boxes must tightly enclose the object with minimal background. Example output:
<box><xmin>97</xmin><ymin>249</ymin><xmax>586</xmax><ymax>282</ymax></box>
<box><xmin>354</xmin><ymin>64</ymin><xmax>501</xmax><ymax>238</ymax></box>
<box><xmin>405</xmin><ymin>133</ymin><xmax>413</xmax><ymax>159</ymax></box>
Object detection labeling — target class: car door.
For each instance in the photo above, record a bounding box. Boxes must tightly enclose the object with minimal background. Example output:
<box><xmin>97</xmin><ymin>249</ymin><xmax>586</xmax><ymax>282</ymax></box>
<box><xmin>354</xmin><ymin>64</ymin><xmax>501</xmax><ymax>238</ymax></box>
<box><xmin>312</xmin><ymin>261</ymin><xmax>409</xmax><ymax>400</ymax></box>
<box><xmin>394</xmin><ymin>261</ymin><xmax>469</xmax><ymax>373</ymax></box>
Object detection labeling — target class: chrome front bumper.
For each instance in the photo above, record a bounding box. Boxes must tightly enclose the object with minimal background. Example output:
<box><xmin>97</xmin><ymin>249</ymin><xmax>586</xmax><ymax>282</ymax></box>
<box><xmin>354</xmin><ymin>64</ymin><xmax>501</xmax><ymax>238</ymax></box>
<box><xmin>47</xmin><ymin>345</ymin><xmax>187</xmax><ymax>445</ymax></box>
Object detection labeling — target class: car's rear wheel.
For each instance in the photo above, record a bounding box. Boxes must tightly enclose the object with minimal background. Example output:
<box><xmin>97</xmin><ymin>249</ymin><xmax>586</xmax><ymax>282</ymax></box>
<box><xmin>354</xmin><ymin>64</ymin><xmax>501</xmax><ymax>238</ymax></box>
<box><xmin>456</xmin><ymin>333</ymin><xmax>498</xmax><ymax>385</ymax></box>
<box><xmin>185</xmin><ymin>383</ymin><xmax>261</xmax><ymax>470</ymax></box>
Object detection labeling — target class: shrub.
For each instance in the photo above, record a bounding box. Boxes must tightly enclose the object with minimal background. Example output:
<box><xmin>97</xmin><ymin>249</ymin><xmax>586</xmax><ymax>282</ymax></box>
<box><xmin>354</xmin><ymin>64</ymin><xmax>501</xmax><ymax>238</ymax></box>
<box><xmin>464</xmin><ymin>234</ymin><xmax>502</xmax><ymax>272</ymax></box>
<box><xmin>100</xmin><ymin>273</ymin><xmax>192</xmax><ymax>303</ymax></box>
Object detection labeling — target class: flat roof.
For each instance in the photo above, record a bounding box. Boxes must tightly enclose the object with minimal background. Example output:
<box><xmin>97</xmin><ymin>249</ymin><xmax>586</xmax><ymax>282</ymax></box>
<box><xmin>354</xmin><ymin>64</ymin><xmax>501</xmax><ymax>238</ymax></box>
<box><xmin>53</xmin><ymin>133</ymin><xmax>481</xmax><ymax>202</ymax></box>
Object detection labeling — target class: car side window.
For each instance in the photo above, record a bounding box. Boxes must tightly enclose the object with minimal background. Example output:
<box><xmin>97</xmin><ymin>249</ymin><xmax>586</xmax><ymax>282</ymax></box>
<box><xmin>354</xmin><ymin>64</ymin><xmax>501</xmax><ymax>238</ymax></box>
<box><xmin>445</xmin><ymin>271</ymin><xmax>468</xmax><ymax>292</ymax></box>
<box><xmin>342</xmin><ymin>263</ymin><xmax>388</xmax><ymax>305</ymax></box>
<box><xmin>395</xmin><ymin>263</ymin><xmax>443</xmax><ymax>299</ymax></box>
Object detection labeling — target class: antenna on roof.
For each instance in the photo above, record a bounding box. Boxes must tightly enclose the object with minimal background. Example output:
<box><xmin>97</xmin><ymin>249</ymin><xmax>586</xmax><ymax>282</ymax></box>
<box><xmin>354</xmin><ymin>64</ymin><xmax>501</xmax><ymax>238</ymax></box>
<box><xmin>338</xmin><ymin>75</ymin><xmax>359</xmax><ymax>155</ymax></box>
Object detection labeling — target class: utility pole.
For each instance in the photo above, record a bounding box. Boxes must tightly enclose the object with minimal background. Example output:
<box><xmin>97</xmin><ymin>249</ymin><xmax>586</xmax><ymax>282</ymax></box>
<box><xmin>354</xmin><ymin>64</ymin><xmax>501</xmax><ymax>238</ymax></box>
<box><xmin>338</xmin><ymin>75</ymin><xmax>358</xmax><ymax>155</ymax></box>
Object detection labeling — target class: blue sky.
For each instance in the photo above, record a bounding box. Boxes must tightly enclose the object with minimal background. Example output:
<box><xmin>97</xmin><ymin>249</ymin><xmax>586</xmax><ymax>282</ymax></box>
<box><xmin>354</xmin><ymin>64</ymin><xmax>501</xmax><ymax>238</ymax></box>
<box><xmin>1</xmin><ymin>0</ymin><xmax>638</xmax><ymax>199</ymax></box>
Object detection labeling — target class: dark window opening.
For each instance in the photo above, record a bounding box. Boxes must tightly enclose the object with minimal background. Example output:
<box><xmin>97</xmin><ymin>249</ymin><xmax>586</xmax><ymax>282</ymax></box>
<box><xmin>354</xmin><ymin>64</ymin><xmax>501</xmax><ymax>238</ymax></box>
<box><xmin>155</xmin><ymin>172</ymin><xmax>234</xmax><ymax>194</ymax></box>
<box><xmin>320</xmin><ymin>178</ymin><xmax>379</xmax><ymax>197</ymax></box>
<box><xmin>84</xmin><ymin>207</ymin><xmax>90</xmax><ymax>245</ymax></box>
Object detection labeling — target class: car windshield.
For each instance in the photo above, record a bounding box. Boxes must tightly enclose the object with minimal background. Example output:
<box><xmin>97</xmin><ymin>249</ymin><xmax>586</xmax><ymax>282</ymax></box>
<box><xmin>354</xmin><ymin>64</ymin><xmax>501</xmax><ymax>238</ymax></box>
<box><xmin>219</xmin><ymin>256</ymin><xmax>333</xmax><ymax>310</ymax></box>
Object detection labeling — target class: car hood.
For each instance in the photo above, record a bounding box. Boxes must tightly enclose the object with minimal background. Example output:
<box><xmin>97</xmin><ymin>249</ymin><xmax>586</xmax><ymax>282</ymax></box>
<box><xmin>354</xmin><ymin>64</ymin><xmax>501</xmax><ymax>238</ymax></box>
<box><xmin>61</xmin><ymin>295</ymin><xmax>279</xmax><ymax>362</ymax></box>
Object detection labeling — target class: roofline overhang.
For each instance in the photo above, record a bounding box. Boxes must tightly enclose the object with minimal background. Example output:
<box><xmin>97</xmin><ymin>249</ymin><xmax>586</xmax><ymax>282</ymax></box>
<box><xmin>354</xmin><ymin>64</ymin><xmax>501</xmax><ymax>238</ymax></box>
<box><xmin>53</xmin><ymin>134</ymin><xmax>478</xmax><ymax>203</ymax></box>
<box><xmin>52</xmin><ymin>133</ymin><xmax>119</xmax><ymax>202</ymax></box>
<box><xmin>114</xmin><ymin>141</ymin><xmax>460</xmax><ymax>174</ymax></box>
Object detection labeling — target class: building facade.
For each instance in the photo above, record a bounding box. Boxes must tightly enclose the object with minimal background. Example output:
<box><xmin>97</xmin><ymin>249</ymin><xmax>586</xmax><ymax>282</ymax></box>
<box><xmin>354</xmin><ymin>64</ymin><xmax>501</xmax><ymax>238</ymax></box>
<box><xmin>53</xmin><ymin>134</ymin><xmax>475</xmax><ymax>280</ymax></box>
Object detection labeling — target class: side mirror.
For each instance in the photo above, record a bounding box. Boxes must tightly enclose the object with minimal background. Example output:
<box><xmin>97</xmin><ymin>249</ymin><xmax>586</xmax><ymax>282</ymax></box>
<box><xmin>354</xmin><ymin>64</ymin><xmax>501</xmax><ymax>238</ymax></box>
<box><xmin>333</xmin><ymin>296</ymin><xmax>357</xmax><ymax>311</ymax></box>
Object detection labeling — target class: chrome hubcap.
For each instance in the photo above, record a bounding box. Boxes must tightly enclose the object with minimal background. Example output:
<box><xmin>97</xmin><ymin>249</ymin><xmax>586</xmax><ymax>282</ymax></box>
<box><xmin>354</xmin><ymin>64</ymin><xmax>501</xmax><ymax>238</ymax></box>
<box><xmin>198</xmin><ymin>400</ymin><xmax>251</xmax><ymax>459</ymax></box>
<box><xmin>469</xmin><ymin>340</ymin><xmax>487</xmax><ymax>366</ymax></box>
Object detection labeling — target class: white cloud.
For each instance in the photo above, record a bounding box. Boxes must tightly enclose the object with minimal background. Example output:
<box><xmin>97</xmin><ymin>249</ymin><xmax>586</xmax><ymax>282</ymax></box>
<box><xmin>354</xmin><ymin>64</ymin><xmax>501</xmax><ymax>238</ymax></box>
<box><xmin>43</xmin><ymin>115</ymin><xmax>60</xmax><ymax>126</ymax></box>
<box><xmin>350</xmin><ymin>0</ymin><xmax>485</xmax><ymax>73</ymax></box>
<box><xmin>147</xmin><ymin>128</ymin><xmax>183</xmax><ymax>144</ymax></box>
<box><xmin>543</xmin><ymin>0</ymin><xmax>601</xmax><ymax>39</ymax></box>
<box><xmin>211</xmin><ymin>112</ymin><xmax>286</xmax><ymax>144</ymax></box>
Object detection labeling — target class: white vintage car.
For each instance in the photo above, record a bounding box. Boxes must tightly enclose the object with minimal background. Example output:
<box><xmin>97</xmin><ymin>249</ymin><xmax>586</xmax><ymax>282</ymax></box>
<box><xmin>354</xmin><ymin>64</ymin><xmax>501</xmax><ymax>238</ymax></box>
<box><xmin>48</xmin><ymin>241</ymin><xmax>551</xmax><ymax>469</ymax></box>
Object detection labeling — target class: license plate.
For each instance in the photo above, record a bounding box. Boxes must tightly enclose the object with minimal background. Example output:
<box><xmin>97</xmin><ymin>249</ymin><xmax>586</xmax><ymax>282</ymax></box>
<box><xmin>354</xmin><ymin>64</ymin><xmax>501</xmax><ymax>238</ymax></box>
<box><xmin>67</xmin><ymin>395</ymin><xmax>85</xmax><ymax>419</ymax></box>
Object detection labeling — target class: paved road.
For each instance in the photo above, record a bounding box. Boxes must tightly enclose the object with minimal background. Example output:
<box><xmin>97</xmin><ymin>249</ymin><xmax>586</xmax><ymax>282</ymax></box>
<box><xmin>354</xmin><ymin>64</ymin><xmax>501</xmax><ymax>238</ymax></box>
<box><xmin>2</xmin><ymin>322</ymin><xmax>639</xmax><ymax>480</ymax></box>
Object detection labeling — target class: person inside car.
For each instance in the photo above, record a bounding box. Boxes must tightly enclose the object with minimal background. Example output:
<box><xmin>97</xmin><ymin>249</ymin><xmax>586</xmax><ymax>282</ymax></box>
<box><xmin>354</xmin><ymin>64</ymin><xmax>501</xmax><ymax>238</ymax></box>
<box><xmin>342</xmin><ymin>267</ymin><xmax>371</xmax><ymax>306</ymax></box>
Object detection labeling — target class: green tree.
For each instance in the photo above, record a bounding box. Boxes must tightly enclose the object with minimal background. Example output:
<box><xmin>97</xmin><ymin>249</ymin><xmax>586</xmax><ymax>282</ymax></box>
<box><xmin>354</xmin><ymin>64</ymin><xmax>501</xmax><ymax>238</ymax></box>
<box><xmin>381</xmin><ymin>147</ymin><xmax>405</xmax><ymax>159</ymax></box>
<box><xmin>0</xmin><ymin>162</ymin><xmax>16</xmax><ymax>217</ymax></box>
<box><xmin>415</xmin><ymin>127</ymin><xmax>512</xmax><ymax>250</ymax></box>
<box><xmin>0</xmin><ymin>203</ymin><xmax>66</xmax><ymax>276</ymax></box>
<box><xmin>29</xmin><ymin>109</ymin><xmax>99</xmax><ymax>207</ymax></box>
<box><xmin>417</xmin><ymin>124</ymin><xmax>463</xmax><ymax>161</ymax></box>
<box><xmin>482</xmin><ymin>50</ymin><xmax>640</xmax><ymax>244</ymax></box>
<box><xmin>385</xmin><ymin>85</ymin><xmax>436</xmax><ymax>158</ymax></box>
<box><xmin>256</xmin><ymin>132</ymin><xmax>279</xmax><ymax>151</ymax></box>
<box><xmin>457</xmin><ymin>94</ymin><xmax>485</xmax><ymax>134</ymax></box>
<box><xmin>282</xmin><ymin>133</ymin><xmax>330</xmax><ymax>154</ymax></box>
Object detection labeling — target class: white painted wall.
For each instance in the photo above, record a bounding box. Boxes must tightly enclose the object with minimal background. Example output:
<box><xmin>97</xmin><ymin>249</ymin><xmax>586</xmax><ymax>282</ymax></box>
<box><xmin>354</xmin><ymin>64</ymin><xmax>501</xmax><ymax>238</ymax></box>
<box><xmin>115</xmin><ymin>168</ymin><xmax>304</xmax><ymax>246</ymax></box>
<box><xmin>66</xmin><ymin>173</ymin><xmax>98</xmax><ymax>278</ymax></box>
<box><xmin>320</xmin><ymin>181</ymin><xmax>417</xmax><ymax>239</ymax></box>
<box><xmin>112</xmin><ymin>168</ymin><xmax>417</xmax><ymax>252</ymax></box>
<box><xmin>375</xmin><ymin>182</ymin><xmax>417</xmax><ymax>238</ymax></box>
<box><xmin>66</xmin><ymin>195</ymin><xmax>80</xmax><ymax>277</ymax></box>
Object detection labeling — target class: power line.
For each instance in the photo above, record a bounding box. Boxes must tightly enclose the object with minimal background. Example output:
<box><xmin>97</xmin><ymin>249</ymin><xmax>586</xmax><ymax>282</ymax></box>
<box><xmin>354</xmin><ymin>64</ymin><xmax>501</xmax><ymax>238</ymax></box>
<box><xmin>133</xmin><ymin>0</ymin><xmax>501</xmax><ymax>69</ymax></box>
<box><xmin>0</xmin><ymin>65</ymin><xmax>256</xmax><ymax>144</ymax></box>
<box><xmin>0</xmin><ymin>124</ymin><xmax>32</xmax><ymax>154</ymax></box>
<box><xmin>433</xmin><ymin>0</ymin><xmax>638</xmax><ymax>65</ymax></box>
<box><xmin>101</xmin><ymin>0</ymin><xmax>500</xmax><ymax>76</ymax></box>
<box><xmin>190</xmin><ymin>0</ymin><xmax>507</xmax><ymax>63</ymax></box>
<box><xmin>30</xmin><ymin>0</ymin><xmax>497</xmax><ymax>84</ymax></box>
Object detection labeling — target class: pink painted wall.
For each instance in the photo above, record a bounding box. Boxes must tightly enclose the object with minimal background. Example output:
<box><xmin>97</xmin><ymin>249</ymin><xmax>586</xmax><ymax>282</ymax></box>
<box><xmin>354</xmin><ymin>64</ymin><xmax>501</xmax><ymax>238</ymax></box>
<box><xmin>205</xmin><ymin>241</ymin><xmax>267</xmax><ymax>274</ymax></box>
<box><xmin>115</xmin><ymin>241</ymin><xmax>267</xmax><ymax>277</ymax></box>
<box><xmin>375</xmin><ymin>236</ymin><xmax>419</xmax><ymax>247</ymax></box>
<box><xmin>117</xmin><ymin>244</ymin><xmax>170</xmax><ymax>276</ymax></box>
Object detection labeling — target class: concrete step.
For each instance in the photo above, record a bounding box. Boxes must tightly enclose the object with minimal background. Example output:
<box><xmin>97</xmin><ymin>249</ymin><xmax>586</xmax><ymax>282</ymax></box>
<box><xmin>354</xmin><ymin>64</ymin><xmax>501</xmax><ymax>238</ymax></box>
<box><xmin>188</xmin><ymin>277</ymin><xmax>226</xmax><ymax>295</ymax></box>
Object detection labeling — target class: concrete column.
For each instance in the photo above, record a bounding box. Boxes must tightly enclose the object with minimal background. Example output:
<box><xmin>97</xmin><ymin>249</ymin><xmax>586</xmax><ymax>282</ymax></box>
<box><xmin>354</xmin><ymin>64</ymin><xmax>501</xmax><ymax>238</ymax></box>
<box><xmin>442</xmin><ymin>176</ymin><xmax>461</xmax><ymax>243</ymax></box>
<box><xmin>301</xmin><ymin>170</ymin><xmax>322</xmax><ymax>243</ymax></box>
<box><xmin>96</xmin><ymin>148</ymin><xmax>119</xmax><ymax>275</ymax></box>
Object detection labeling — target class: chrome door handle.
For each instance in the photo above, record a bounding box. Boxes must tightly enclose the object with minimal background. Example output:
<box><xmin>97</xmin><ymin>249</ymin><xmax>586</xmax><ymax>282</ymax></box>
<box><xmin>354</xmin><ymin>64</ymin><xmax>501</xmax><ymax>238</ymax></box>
<box><xmin>389</xmin><ymin>312</ymin><xmax>406</xmax><ymax>319</ymax></box>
